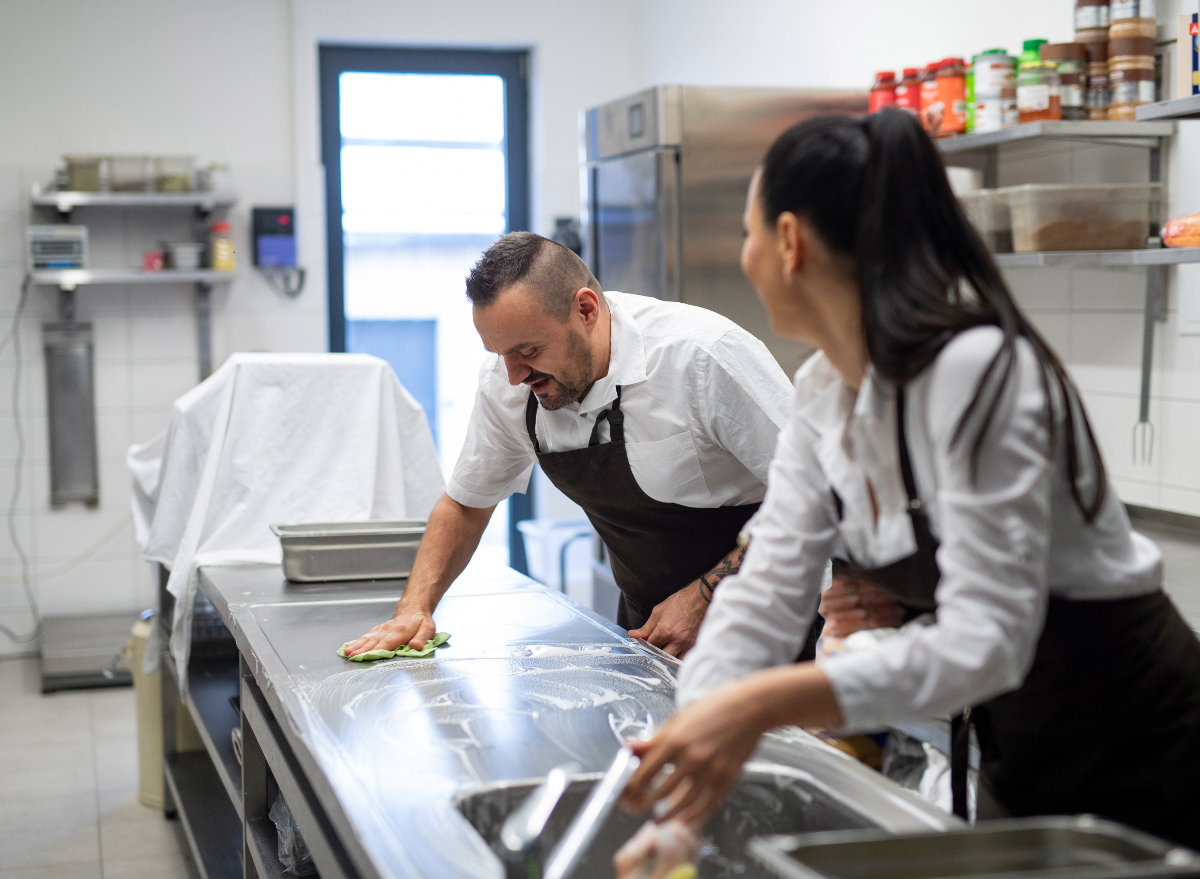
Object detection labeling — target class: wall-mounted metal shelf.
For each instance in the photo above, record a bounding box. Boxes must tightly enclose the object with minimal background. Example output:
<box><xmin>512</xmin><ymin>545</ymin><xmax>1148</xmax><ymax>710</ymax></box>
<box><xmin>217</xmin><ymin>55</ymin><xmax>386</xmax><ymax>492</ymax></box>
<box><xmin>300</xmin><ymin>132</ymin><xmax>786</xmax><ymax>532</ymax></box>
<box><xmin>30</xmin><ymin>268</ymin><xmax>238</xmax><ymax>291</ymax></box>
<box><xmin>31</xmin><ymin>190</ymin><xmax>237</xmax><ymax>214</ymax></box>
<box><xmin>937</xmin><ymin>120</ymin><xmax>1176</xmax><ymax>155</ymax></box>
<box><xmin>1136</xmin><ymin>95</ymin><xmax>1200</xmax><ymax>121</ymax></box>
<box><xmin>994</xmin><ymin>247</ymin><xmax>1200</xmax><ymax>268</ymax></box>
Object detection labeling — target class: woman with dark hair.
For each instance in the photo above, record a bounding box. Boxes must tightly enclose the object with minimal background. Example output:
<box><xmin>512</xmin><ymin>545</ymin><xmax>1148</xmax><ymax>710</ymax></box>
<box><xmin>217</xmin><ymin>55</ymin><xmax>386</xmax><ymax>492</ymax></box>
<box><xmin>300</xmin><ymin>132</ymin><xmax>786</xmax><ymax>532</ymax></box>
<box><xmin>619</xmin><ymin>108</ymin><xmax>1200</xmax><ymax>846</ymax></box>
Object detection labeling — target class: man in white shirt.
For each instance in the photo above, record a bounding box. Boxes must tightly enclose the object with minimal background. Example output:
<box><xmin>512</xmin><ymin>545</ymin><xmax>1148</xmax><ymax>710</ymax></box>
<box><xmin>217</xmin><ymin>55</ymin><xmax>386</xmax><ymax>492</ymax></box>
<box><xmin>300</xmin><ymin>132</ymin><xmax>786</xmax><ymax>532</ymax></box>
<box><xmin>343</xmin><ymin>232</ymin><xmax>793</xmax><ymax>658</ymax></box>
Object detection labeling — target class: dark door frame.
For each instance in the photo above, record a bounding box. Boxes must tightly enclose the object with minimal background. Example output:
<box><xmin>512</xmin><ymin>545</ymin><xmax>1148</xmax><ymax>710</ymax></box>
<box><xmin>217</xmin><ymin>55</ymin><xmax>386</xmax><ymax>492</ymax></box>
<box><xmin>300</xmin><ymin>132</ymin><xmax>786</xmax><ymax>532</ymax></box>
<box><xmin>317</xmin><ymin>44</ymin><xmax>534</xmax><ymax>573</ymax></box>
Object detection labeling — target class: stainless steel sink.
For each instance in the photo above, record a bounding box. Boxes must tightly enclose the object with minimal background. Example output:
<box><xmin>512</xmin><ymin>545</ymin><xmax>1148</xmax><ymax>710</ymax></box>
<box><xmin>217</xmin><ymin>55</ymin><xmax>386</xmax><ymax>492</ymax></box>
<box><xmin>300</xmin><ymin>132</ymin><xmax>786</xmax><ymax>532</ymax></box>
<box><xmin>455</xmin><ymin>766</ymin><xmax>879</xmax><ymax>878</ymax></box>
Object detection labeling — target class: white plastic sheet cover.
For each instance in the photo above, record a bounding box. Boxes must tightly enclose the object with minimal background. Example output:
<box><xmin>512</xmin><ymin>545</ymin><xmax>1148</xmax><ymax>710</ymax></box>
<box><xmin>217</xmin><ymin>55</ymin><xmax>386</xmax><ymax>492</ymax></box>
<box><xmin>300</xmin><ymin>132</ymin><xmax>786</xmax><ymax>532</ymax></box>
<box><xmin>127</xmin><ymin>353</ymin><xmax>445</xmax><ymax>692</ymax></box>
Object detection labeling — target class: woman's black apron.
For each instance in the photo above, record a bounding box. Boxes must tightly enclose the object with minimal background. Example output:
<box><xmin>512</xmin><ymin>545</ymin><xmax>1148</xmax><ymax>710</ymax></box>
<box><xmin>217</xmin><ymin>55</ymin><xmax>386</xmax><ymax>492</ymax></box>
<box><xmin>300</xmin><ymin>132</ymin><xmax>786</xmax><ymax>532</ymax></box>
<box><xmin>525</xmin><ymin>387</ymin><xmax>759</xmax><ymax>631</ymax></box>
<box><xmin>832</xmin><ymin>387</ymin><xmax>1200</xmax><ymax>847</ymax></box>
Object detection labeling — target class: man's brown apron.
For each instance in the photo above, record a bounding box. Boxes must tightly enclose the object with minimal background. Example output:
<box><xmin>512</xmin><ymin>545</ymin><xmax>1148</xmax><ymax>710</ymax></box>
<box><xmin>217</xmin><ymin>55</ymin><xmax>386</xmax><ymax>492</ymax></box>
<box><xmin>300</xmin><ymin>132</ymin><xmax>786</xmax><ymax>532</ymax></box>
<box><xmin>525</xmin><ymin>387</ymin><xmax>759</xmax><ymax>631</ymax></box>
<box><xmin>832</xmin><ymin>387</ymin><xmax>1200</xmax><ymax>846</ymax></box>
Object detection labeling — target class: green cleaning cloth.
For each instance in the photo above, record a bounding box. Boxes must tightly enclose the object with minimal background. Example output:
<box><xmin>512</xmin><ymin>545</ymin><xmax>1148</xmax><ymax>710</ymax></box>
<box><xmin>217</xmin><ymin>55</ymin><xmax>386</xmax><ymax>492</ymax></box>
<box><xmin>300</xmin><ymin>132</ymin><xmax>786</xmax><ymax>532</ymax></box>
<box><xmin>337</xmin><ymin>632</ymin><xmax>451</xmax><ymax>661</ymax></box>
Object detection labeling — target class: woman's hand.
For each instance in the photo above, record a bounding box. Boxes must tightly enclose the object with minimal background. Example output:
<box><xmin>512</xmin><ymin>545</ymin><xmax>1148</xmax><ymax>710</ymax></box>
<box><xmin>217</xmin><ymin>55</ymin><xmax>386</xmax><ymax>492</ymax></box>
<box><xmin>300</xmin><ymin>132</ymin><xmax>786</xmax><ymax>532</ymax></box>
<box><xmin>619</xmin><ymin>664</ymin><xmax>844</xmax><ymax>826</ymax></box>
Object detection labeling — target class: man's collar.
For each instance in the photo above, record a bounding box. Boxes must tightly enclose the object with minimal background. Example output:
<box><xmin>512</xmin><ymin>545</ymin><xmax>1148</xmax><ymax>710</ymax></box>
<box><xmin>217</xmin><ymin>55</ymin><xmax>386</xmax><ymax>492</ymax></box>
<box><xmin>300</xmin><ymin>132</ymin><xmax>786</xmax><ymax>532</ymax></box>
<box><xmin>575</xmin><ymin>293</ymin><xmax>646</xmax><ymax>415</ymax></box>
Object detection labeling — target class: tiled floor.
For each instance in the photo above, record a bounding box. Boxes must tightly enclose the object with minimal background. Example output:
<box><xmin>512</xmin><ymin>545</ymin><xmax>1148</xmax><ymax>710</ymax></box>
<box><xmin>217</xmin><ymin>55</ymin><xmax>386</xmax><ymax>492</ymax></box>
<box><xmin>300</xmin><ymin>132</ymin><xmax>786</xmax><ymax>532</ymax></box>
<box><xmin>0</xmin><ymin>521</ymin><xmax>1197</xmax><ymax>879</ymax></box>
<box><xmin>0</xmin><ymin>658</ymin><xmax>194</xmax><ymax>879</ymax></box>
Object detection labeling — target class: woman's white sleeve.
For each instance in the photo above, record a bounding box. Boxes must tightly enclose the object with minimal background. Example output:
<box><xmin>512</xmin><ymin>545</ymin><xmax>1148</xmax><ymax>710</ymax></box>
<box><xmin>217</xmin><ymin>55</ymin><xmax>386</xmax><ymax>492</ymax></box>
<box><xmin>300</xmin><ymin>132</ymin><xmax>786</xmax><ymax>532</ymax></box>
<box><xmin>821</xmin><ymin>337</ymin><xmax>1054</xmax><ymax>731</ymax></box>
<box><xmin>676</xmin><ymin>390</ymin><xmax>837</xmax><ymax>706</ymax></box>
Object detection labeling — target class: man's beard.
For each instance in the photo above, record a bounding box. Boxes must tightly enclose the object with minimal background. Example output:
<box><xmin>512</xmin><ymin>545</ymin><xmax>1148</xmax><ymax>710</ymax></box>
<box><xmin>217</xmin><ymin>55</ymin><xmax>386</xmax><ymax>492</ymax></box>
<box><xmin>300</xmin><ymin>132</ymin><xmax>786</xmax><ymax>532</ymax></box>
<box><xmin>525</xmin><ymin>330</ymin><xmax>593</xmax><ymax>411</ymax></box>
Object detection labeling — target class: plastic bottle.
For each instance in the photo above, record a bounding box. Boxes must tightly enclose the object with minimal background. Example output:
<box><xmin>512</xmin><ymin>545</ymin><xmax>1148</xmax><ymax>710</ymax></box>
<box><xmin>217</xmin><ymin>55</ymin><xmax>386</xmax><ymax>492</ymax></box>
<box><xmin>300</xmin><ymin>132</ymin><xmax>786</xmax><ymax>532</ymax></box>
<box><xmin>895</xmin><ymin>68</ymin><xmax>922</xmax><ymax>115</ymax></box>
<box><xmin>209</xmin><ymin>221</ymin><xmax>236</xmax><ymax>271</ymax></box>
<box><xmin>869</xmin><ymin>71</ymin><xmax>897</xmax><ymax>112</ymax></box>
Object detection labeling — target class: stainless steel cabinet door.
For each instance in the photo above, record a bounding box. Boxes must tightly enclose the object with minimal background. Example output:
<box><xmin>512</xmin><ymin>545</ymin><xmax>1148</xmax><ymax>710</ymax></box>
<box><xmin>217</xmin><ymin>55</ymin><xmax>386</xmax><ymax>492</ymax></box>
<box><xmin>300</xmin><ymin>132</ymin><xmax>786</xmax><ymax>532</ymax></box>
<box><xmin>592</xmin><ymin>148</ymin><xmax>680</xmax><ymax>301</ymax></box>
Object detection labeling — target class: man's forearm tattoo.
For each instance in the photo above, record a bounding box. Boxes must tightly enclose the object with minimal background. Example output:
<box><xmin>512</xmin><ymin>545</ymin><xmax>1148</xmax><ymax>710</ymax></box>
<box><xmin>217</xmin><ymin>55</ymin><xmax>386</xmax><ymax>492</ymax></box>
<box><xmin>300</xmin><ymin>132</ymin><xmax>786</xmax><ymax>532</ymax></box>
<box><xmin>698</xmin><ymin>545</ymin><xmax>748</xmax><ymax>602</ymax></box>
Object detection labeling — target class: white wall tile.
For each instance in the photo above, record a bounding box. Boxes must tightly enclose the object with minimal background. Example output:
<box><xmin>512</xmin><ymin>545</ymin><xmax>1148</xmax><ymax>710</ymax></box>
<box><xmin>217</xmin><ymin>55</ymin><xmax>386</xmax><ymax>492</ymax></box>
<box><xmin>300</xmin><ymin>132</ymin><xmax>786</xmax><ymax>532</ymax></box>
<box><xmin>33</xmin><ymin>504</ymin><xmax>134</xmax><ymax>561</ymax></box>
<box><xmin>1068</xmin><ymin>313</ymin><xmax>1151</xmax><ymax>398</ymax></box>
<box><xmin>34</xmin><ymin>553</ymin><xmax>135</xmax><ymax>616</ymax></box>
<box><xmin>1003</xmin><ymin>267</ymin><xmax>1070</xmax><ymax>312</ymax></box>
<box><xmin>1159</xmin><ymin>312</ymin><xmax>1200</xmax><ymax>402</ymax></box>
<box><xmin>129</xmin><ymin>359</ymin><xmax>197</xmax><ymax>409</ymax></box>
<box><xmin>1158</xmin><ymin>398</ymin><xmax>1200</xmax><ymax>493</ymax></box>
<box><xmin>1023</xmin><ymin>311</ymin><xmax>1071</xmax><ymax>362</ymax></box>
<box><xmin>94</xmin><ymin>361</ymin><xmax>132</xmax><ymax>411</ymax></box>
<box><xmin>1078</xmin><ymin>390</ymin><xmax>1163</xmax><ymax>486</ymax></box>
<box><xmin>129</xmin><ymin>308</ymin><xmax>198</xmax><ymax>361</ymax></box>
<box><xmin>1159</xmin><ymin>486</ymin><xmax>1200</xmax><ymax>518</ymax></box>
<box><xmin>1110</xmin><ymin>476</ymin><xmax>1162</xmax><ymax>509</ymax></box>
<box><xmin>1070</xmin><ymin>267</ymin><xmax>1146</xmax><ymax>313</ymax></box>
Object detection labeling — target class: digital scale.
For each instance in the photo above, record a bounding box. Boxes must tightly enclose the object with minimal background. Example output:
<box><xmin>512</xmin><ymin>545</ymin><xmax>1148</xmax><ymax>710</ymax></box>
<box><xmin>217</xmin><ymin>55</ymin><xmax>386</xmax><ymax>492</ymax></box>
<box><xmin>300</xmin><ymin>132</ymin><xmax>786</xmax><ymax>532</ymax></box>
<box><xmin>27</xmin><ymin>224</ymin><xmax>88</xmax><ymax>270</ymax></box>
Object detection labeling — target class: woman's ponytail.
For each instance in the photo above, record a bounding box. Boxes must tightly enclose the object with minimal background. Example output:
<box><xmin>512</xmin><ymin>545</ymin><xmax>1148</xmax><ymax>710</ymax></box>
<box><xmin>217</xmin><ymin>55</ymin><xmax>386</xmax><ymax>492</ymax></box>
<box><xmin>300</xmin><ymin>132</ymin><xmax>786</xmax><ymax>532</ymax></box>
<box><xmin>758</xmin><ymin>109</ymin><xmax>1106</xmax><ymax>521</ymax></box>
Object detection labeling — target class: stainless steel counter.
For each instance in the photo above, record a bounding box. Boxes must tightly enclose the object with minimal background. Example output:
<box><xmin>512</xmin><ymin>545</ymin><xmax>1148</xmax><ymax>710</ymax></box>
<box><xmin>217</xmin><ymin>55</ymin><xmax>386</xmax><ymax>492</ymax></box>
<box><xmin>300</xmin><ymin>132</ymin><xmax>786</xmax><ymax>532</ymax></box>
<box><xmin>197</xmin><ymin>562</ymin><xmax>955</xmax><ymax>879</ymax></box>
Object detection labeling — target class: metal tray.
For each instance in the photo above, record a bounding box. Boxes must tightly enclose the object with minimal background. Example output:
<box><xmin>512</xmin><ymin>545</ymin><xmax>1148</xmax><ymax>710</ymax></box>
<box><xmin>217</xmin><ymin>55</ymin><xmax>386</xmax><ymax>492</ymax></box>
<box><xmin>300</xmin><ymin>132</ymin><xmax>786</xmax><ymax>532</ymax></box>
<box><xmin>748</xmin><ymin>816</ymin><xmax>1200</xmax><ymax>879</ymax></box>
<box><xmin>270</xmin><ymin>520</ymin><xmax>426</xmax><ymax>582</ymax></box>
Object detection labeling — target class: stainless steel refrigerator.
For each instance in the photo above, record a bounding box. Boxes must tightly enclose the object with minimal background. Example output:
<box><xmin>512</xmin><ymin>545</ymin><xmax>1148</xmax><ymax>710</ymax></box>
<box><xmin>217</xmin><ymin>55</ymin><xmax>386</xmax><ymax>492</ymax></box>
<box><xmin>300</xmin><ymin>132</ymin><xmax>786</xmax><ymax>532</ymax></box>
<box><xmin>581</xmin><ymin>85</ymin><xmax>868</xmax><ymax>377</ymax></box>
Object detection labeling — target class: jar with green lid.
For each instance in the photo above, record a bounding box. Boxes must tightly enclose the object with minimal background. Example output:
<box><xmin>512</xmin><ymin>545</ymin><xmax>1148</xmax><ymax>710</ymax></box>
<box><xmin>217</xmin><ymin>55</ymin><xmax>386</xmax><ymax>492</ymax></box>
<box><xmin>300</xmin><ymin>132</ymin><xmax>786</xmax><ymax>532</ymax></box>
<box><xmin>1017</xmin><ymin>61</ymin><xmax>1062</xmax><ymax>122</ymax></box>
<box><xmin>1019</xmin><ymin>39</ymin><xmax>1049</xmax><ymax>66</ymax></box>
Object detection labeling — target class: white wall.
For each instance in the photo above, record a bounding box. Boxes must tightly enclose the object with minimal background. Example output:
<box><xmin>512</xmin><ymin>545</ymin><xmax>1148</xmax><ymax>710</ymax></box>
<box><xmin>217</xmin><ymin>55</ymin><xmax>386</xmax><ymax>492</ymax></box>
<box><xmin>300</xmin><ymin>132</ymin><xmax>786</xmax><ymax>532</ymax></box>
<box><xmin>2</xmin><ymin>0</ymin><xmax>1198</xmax><ymax>654</ymax></box>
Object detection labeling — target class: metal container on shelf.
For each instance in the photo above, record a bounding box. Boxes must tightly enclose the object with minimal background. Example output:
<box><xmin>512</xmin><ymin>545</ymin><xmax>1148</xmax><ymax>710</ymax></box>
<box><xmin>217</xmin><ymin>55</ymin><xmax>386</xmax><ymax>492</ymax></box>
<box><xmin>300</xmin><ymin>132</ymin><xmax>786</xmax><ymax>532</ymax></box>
<box><xmin>271</xmin><ymin>520</ymin><xmax>427</xmax><ymax>582</ymax></box>
<box><xmin>748</xmin><ymin>815</ymin><xmax>1200</xmax><ymax>879</ymax></box>
<box><xmin>108</xmin><ymin>155</ymin><xmax>154</xmax><ymax>192</ymax></box>
<box><xmin>1001</xmin><ymin>182</ymin><xmax>1162</xmax><ymax>251</ymax></box>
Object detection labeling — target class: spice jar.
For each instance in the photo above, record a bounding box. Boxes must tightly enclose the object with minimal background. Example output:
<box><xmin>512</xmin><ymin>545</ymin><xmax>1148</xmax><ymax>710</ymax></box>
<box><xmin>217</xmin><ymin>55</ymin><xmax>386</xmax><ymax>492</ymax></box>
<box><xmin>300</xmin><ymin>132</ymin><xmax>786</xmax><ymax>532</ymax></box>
<box><xmin>209</xmin><ymin>221</ymin><xmax>236</xmax><ymax>272</ymax></box>
<box><xmin>1017</xmin><ymin>61</ymin><xmax>1063</xmax><ymax>122</ymax></box>
<box><xmin>1108</xmin><ymin>66</ymin><xmax>1157</xmax><ymax>118</ymax></box>
<box><xmin>1086</xmin><ymin>62</ymin><xmax>1110</xmax><ymax>119</ymax></box>
<box><xmin>1040</xmin><ymin>43</ymin><xmax>1088</xmax><ymax>120</ymax></box>
<box><xmin>935</xmin><ymin>57</ymin><xmax>968</xmax><ymax>136</ymax></box>
<box><xmin>1110</xmin><ymin>0</ymin><xmax>1156</xmax><ymax>21</ymax></box>
<box><xmin>869</xmin><ymin>71</ymin><xmax>897</xmax><ymax>112</ymax></box>
<box><xmin>1074</xmin><ymin>27</ymin><xmax>1110</xmax><ymax>65</ymax></box>
<box><xmin>1075</xmin><ymin>0</ymin><xmax>1111</xmax><ymax>29</ymax></box>
<box><xmin>1109</xmin><ymin>17</ymin><xmax>1157</xmax><ymax>69</ymax></box>
<box><xmin>895</xmin><ymin>68</ymin><xmax>922</xmax><ymax>115</ymax></box>
<box><xmin>919</xmin><ymin>63</ymin><xmax>940</xmax><ymax>132</ymax></box>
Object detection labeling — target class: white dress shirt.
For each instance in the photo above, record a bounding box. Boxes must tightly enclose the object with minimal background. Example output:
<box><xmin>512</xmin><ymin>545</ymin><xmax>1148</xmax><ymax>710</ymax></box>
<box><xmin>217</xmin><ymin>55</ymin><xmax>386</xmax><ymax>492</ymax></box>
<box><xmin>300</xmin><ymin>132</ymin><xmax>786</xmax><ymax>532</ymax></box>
<box><xmin>447</xmin><ymin>291</ymin><xmax>793</xmax><ymax>509</ymax></box>
<box><xmin>678</xmin><ymin>325</ymin><xmax>1162</xmax><ymax>731</ymax></box>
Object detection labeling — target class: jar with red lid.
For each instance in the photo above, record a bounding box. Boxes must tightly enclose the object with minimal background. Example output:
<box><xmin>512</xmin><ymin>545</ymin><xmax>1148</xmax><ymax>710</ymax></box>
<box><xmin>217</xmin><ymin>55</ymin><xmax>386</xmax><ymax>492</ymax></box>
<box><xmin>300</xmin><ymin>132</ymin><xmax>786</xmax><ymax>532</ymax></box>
<box><xmin>895</xmin><ymin>68</ymin><xmax>921</xmax><ymax>115</ymax></box>
<box><xmin>869</xmin><ymin>71</ymin><xmax>897</xmax><ymax>112</ymax></box>
<box><xmin>919</xmin><ymin>63</ymin><xmax>940</xmax><ymax>131</ymax></box>
<box><xmin>933</xmin><ymin>57</ymin><xmax>967</xmax><ymax>136</ymax></box>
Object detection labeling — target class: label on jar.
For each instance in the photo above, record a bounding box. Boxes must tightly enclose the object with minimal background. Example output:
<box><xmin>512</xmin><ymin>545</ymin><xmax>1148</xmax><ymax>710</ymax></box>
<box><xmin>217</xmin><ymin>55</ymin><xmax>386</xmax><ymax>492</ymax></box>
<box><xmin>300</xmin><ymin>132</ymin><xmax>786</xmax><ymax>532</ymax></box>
<box><xmin>974</xmin><ymin>98</ymin><xmax>1004</xmax><ymax>132</ymax></box>
<box><xmin>1001</xmin><ymin>96</ymin><xmax>1021</xmax><ymax>126</ymax></box>
<box><xmin>1018</xmin><ymin>84</ymin><xmax>1052</xmax><ymax>111</ymax></box>
<box><xmin>1111</xmin><ymin>79</ymin><xmax>1156</xmax><ymax>103</ymax></box>
<box><xmin>1074</xmin><ymin>4</ymin><xmax>1110</xmax><ymax>28</ymax></box>
<box><xmin>1110</xmin><ymin>0</ymin><xmax>1137</xmax><ymax>19</ymax></box>
<box><xmin>1060</xmin><ymin>84</ymin><xmax>1085</xmax><ymax>108</ymax></box>
<box><xmin>974</xmin><ymin>58</ymin><xmax>1015</xmax><ymax>96</ymax></box>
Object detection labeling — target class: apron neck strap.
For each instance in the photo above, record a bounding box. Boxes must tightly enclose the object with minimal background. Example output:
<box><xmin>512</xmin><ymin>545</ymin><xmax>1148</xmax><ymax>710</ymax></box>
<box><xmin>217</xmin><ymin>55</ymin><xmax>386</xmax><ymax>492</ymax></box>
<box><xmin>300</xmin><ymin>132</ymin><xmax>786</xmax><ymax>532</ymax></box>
<box><xmin>525</xmin><ymin>386</ymin><xmax>625</xmax><ymax>454</ymax></box>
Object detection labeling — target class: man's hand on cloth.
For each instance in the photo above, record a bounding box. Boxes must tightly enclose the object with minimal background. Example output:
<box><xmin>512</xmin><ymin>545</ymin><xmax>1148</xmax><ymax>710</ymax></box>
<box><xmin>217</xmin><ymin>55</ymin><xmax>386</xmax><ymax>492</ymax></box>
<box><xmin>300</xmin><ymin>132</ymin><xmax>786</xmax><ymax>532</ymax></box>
<box><xmin>628</xmin><ymin>582</ymin><xmax>709</xmax><ymax>657</ymax></box>
<box><xmin>339</xmin><ymin>605</ymin><xmax>437</xmax><ymax>658</ymax></box>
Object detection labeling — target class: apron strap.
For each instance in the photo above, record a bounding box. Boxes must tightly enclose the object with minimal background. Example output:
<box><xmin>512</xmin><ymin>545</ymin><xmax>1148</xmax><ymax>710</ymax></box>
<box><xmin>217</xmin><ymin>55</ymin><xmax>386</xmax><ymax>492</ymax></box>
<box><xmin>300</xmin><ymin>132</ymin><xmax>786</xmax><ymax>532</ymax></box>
<box><xmin>895</xmin><ymin>386</ymin><xmax>921</xmax><ymax>509</ymax></box>
<box><xmin>950</xmin><ymin>708</ymin><xmax>971</xmax><ymax>820</ymax></box>
<box><xmin>526</xmin><ymin>386</ymin><xmax>626</xmax><ymax>452</ymax></box>
<box><xmin>524</xmin><ymin>391</ymin><xmax>542</xmax><ymax>454</ymax></box>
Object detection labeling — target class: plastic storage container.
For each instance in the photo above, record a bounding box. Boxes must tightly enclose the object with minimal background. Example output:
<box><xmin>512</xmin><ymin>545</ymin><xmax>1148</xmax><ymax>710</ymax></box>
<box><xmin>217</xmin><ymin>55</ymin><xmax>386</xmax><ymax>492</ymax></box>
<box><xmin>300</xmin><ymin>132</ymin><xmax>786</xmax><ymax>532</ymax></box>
<box><xmin>1001</xmin><ymin>182</ymin><xmax>1162</xmax><ymax>252</ymax></box>
<box><xmin>155</xmin><ymin>155</ymin><xmax>195</xmax><ymax>192</ymax></box>
<box><xmin>960</xmin><ymin>190</ymin><xmax>1013</xmax><ymax>253</ymax></box>
<box><xmin>109</xmin><ymin>155</ymin><xmax>154</xmax><ymax>192</ymax></box>
<box><xmin>64</xmin><ymin>155</ymin><xmax>108</xmax><ymax>192</ymax></box>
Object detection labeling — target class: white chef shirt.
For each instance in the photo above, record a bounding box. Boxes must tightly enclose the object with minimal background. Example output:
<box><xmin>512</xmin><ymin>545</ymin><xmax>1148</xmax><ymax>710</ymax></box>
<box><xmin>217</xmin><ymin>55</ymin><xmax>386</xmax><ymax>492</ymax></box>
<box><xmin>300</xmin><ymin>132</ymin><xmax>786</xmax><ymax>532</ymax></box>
<box><xmin>678</xmin><ymin>325</ymin><xmax>1162</xmax><ymax>731</ymax></box>
<box><xmin>446</xmin><ymin>291</ymin><xmax>793</xmax><ymax>509</ymax></box>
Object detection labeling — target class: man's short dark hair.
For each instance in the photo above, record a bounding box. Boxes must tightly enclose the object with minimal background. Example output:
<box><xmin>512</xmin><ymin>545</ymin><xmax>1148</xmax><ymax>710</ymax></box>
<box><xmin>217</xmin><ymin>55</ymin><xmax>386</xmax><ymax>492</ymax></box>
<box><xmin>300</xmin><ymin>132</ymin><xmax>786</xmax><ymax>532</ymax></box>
<box><xmin>465</xmin><ymin>232</ymin><xmax>602</xmax><ymax>321</ymax></box>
